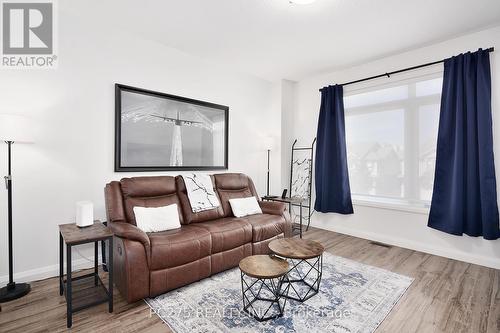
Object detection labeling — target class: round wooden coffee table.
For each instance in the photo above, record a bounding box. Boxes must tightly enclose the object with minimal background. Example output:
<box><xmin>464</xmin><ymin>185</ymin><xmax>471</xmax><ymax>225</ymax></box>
<box><xmin>269</xmin><ymin>238</ymin><xmax>325</xmax><ymax>302</ymax></box>
<box><xmin>239</xmin><ymin>255</ymin><xmax>290</xmax><ymax>321</ymax></box>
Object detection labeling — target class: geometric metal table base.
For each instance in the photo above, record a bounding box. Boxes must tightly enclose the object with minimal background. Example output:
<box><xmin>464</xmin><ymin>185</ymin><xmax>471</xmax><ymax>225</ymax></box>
<box><xmin>241</xmin><ymin>271</ymin><xmax>290</xmax><ymax>322</ymax></box>
<box><xmin>281</xmin><ymin>254</ymin><xmax>323</xmax><ymax>302</ymax></box>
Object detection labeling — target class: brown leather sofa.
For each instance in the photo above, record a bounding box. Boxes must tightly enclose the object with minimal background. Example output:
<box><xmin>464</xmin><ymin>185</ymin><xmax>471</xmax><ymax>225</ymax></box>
<box><xmin>104</xmin><ymin>173</ymin><xmax>292</xmax><ymax>303</ymax></box>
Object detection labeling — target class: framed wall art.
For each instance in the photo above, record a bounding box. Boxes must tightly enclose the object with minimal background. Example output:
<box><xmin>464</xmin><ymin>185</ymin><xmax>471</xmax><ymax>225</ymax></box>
<box><xmin>115</xmin><ymin>84</ymin><xmax>229</xmax><ymax>171</ymax></box>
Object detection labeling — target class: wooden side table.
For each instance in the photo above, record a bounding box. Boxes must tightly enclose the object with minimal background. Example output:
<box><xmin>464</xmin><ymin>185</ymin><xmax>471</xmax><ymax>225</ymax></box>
<box><xmin>59</xmin><ymin>221</ymin><xmax>113</xmax><ymax>328</ymax></box>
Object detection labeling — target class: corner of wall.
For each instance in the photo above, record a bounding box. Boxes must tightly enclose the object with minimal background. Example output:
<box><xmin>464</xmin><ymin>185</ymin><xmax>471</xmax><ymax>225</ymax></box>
<box><xmin>280</xmin><ymin>79</ymin><xmax>298</xmax><ymax>191</ymax></box>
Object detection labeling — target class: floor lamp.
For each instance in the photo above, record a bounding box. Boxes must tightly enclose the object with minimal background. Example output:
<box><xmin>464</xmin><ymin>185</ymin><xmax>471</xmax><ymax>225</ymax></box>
<box><xmin>264</xmin><ymin>137</ymin><xmax>275</xmax><ymax>197</ymax></box>
<box><xmin>0</xmin><ymin>114</ymin><xmax>34</xmax><ymax>302</ymax></box>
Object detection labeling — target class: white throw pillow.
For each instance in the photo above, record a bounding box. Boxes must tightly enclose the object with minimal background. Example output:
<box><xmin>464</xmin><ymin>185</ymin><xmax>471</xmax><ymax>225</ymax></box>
<box><xmin>133</xmin><ymin>204</ymin><xmax>181</xmax><ymax>233</ymax></box>
<box><xmin>229</xmin><ymin>196</ymin><xmax>262</xmax><ymax>218</ymax></box>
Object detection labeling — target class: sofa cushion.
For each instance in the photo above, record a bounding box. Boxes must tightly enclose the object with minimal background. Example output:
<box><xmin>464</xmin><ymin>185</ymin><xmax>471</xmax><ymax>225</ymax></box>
<box><xmin>176</xmin><ymin>176</ymin><xmax>224</xmax><ymax>224</ymax></box>
<box><xmin>243</xmin><ymin>214</ymin><xmax>287</xmax><ymax>242</ymax></box>
<box><xmin>148</xmin><ymin>225</ymin><xmax>211</xmax><ymax>270</ymax></box>
<box><xmin>133</xmin><ymin>204</ymin><xmax>181</xmax><ymax>233</ymax></box>
<box><xmin>120</xmin><ymin>176</ymin><xmax>184</xmax><ymax>225</ymax></box>
<box><xmin>229</xmin><ymin>196</ymin><xmax>262</xmax><ymax>217</ymax></box>
<box><xmin>214</xmin><ymin>173</ymin><xmax>259</xmax><ymax>217</ymax></box>
<box><xmin>194</xmin><ymin>218</ymin><xmax>252</xmax><ymax>253</ymax></box>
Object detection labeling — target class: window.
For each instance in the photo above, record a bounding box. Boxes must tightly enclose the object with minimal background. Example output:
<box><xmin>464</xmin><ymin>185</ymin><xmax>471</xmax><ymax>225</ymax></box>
<box><xmin>344</xmin><ymin>75</ymin><xmax>442</xmax><ymax>209</ymax></box>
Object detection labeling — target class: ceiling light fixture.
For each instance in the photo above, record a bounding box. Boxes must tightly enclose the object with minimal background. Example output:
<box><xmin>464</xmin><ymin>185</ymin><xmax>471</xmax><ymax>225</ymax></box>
<box><xmin>289</xmin><ymin>0</ymin><xmax>317</xmax><ymax>4</ymax></box>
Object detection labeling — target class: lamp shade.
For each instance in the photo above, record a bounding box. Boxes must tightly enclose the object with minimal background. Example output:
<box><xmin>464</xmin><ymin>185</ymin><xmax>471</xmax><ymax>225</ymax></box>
<box><xmin>263</xmin><ymin>136</ymin><xmax>276</xmax><ymax>151</ymax></box>
<box><xmin>0</xmin><ymin>114</ymin><xmax>35</xmax><ymax>143</ymax></box>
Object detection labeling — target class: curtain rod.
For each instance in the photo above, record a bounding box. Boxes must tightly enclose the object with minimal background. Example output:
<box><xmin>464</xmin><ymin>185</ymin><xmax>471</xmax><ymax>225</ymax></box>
<box><xmin>319</xmin><ymin>47</ymin><xmax>494</xmax><ymax>91</ymax></box>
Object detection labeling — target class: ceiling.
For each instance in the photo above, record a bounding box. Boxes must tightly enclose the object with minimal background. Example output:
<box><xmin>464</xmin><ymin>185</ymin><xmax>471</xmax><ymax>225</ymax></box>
<box><xmin>62</xmin><ymin>0</ymin><xmax>500</xmax><ymax>81</ymax></box>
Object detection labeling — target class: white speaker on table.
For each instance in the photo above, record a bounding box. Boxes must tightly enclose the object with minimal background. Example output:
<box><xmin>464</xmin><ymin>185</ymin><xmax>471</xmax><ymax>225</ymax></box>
<box><xmin>76</xmin><ymin>201</ymin><xmax>94</xmax><ymax>228</ymax></box>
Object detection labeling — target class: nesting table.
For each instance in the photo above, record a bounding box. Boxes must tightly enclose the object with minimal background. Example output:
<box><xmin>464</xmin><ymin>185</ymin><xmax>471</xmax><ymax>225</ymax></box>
<box><xmin>239</xmin><ymin>238</ymin><xmax>325</xmax><ymax>322</ymax></box>
<box><xmin>269</xmin><ymin>238</ymin><xmax>324</xmax><ymax>302</ymax></box>
<box><xmin>239</xmin><ymin>255</ymin><xmax>290</xmax><ymax>321</ymax></box>
<box><xmin>59</xmin><ymin>222</ymin><xmax>113</xmax><ymax>328</ymax></box>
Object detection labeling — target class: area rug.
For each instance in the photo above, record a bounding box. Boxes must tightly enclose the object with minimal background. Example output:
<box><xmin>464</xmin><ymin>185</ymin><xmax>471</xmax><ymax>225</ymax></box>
<box><xmin>146</xmin><ymin>252</ymin><xmax>413</xmax><ymax>333</ymax></box>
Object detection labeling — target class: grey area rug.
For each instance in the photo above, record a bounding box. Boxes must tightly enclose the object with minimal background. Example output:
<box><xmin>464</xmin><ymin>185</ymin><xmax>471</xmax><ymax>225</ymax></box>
<box><xmin>146</xmin><ymin>252</ymin><xmax>413</xmax><ymax>333</ymax></box>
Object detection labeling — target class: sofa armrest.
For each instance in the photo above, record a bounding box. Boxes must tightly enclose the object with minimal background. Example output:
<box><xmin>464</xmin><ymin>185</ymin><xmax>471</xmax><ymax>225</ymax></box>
<box><xmin>113</xmin><ymin>236</ymin><xmax>150</xmax><ymax>302</ymax></box>
<box><xmin>259</xmin><ymin>201</ymin><xmax>292</xmax><ymax>237</ymax></box>
<box><xmin>110</xmin><ymin>221</ymin><xmax>151</xmax><ymax>266</ymax></box>
<box><xmin>259</xmin><ymin>201</ymin><xmax>286</xmax><ymax>215</ymax></box>
<box><xmin>110</xmin><ymin>222</ymin><xmax>150</xmax><ymax>248</ymax></box>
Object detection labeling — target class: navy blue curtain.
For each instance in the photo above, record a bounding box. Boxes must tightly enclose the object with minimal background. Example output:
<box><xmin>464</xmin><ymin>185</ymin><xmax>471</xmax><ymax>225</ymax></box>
<box><xmin>428</xmin><ymin>49</ymin><xmax>500</xmax><ymax>240</ymax></box>
<box><xmin>314</xmin><ymin>85</ymin><xmax>353</xmax><ymax>214</ymax></box>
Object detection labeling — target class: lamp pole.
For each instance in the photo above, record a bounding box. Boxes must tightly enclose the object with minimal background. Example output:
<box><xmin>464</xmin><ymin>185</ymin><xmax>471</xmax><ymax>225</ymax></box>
<box><xmin>266</xmin><ymin>149</ymin><xmax>270</xmax><ymax>196</ymax></box>
<box><xmin>6</xmin><ymin>141</ymin><xmax>13</xmax><ymax>287</ymax></box>
<box><xmin>0</xmin><ymin>140</ymin><xmax>31</xmax><ymax>302</ymax></box>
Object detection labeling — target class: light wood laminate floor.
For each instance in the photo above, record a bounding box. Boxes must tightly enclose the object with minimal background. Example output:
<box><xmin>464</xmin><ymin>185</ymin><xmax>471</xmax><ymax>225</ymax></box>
<box><xmin>0</xmin><ymin>227</ymin><xmax>498</xmax><ymax>332</ymax></box>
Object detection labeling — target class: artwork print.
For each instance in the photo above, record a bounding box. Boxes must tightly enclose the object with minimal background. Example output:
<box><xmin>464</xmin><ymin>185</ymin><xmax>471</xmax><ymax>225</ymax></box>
<box><xmin>115</xmin><ymin>84</ymin><xmax>228</xmax><ymax>171</ymax></box>
<box><xmin>291</xmin><ymin>150</ymin><xmax>312</xmax><ymax>200</ymax></box>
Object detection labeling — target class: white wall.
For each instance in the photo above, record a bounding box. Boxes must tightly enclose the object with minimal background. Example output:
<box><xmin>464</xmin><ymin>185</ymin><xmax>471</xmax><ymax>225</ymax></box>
<box><xmin>280</xmin><ymin>80</ymin><xmax>297</xmax><ymax>191</ymax></box>
<box><xmin>292</xmin><ymin>26</ymin><xmax>500</xmax><ymax>269</ymax></box>
<box><xmin>0</xmin><ymin>12</ymin><xmax>281</xmax><ymax>282</ymax></box>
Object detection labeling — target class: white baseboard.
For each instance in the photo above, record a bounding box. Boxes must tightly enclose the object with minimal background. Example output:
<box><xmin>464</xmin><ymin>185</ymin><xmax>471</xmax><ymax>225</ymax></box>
<box><xmin>312</xmin><ymin>222</ymin><xmax>500</xmax><ymax>270</ymax></box>
<box><xmin>0</xmin><ymin>255</ymin><xmax>102</xmax><ymax>284</ymax></box>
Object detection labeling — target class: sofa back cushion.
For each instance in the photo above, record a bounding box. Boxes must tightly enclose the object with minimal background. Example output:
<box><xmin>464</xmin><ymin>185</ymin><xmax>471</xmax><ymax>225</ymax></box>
<box><xmin>120</xmin><ymin>176</ymin><xmax>184</xmax><ymax>225</ymax></box>
<box><xmin>214</xmin><ymin>173</ymin><xmax>259</xmax><ymax>217</ymax></box>
<box><xmin>176</xmin><ymin>176</ymin><xmax>224</xmax><ymax>224</ymax></box>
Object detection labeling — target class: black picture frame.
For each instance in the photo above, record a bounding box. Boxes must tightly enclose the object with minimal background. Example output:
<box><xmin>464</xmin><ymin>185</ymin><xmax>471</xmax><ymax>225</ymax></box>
<box><xmin>114</xmin><ymin>84</ymin><xmax>229</xmax><ymax>172</ymax></box>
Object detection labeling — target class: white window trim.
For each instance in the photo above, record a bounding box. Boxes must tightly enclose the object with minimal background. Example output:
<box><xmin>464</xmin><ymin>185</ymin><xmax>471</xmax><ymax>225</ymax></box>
<box><xmin>351</xmin><ymin>195</ymin><xmax>430</xmax><ymax>215</ymax></box>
